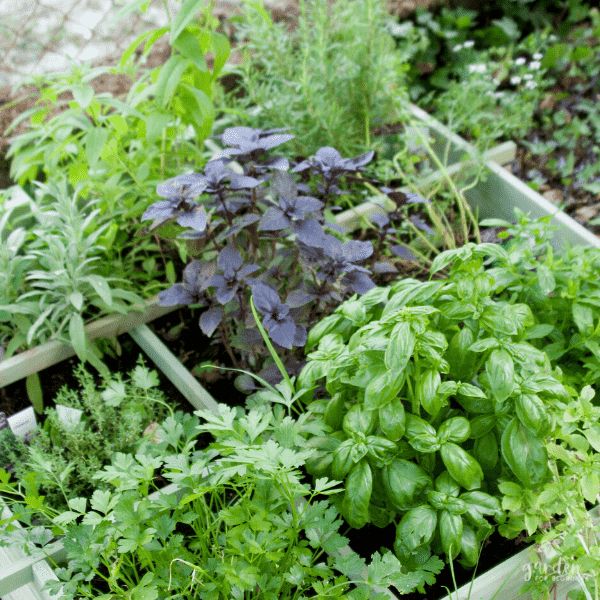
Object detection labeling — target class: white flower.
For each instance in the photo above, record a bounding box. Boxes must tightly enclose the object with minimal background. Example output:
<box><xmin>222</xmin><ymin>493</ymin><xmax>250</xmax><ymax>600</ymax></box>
<box><xmin>523</xmin><ymin>73</ymin><xmax>533</xmax><ymax>80</ymax></box>
<box><xmin>453</xmin><ymin>43</ymin><xmax>463</xmax><ymax>52</ymax></box>
<box><xmin>515</xmin><ymin>57</ymin><xmax>526</xmax><ymax>66</ymax></box>
<box><xmin>494</xmin><ymin>91</ymin><xmax>505</xmax><ymax>98</ymax></box>
<box><xmin>533</xmin><ymin>52</ymin><xmax>543</xmax><ymax>60</ymax></box>
<box><xmin>525</xmin><ymin>80</ymin><xmax>537</xmax><ymax>90</ymax></box>
<box><xmin>510</xmin><ymin>75</ymin><xmax>522</xmax><ymax>85</ymax></box>
<box><xmin>529</xmin><ymin>60</ymin><xmax>541</xmax><ymax>70</ymax></box>
<box><xmin>463</xmin><ymin>40</ymin><xmax>475</xmax><ymax>48</ymax></box>
<box><xmin>468</xmin><ymin>63</ymin><xmax>487</xmax><ymax>74</ymax></box>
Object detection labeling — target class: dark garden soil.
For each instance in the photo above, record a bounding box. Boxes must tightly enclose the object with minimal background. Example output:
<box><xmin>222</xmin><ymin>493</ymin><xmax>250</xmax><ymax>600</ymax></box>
<box><xmin>0</xmin><ymin>332</ymin><xmax>194</xmax><ymax>418</ymax></box>
<box><xmin>148</xmin><ymin>308</ymin><xmax>247</xmax><ymax>406</ymax></box>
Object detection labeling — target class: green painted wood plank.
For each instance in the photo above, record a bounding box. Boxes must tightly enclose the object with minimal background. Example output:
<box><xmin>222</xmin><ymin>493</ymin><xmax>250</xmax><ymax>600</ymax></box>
<box><xmin>0</xmin><ymin>302</ymin><xmax>176</xmax><ymax>388</ymax></box>
<box><xmin>128</xmin><ymin>324</ymin><xmax>218</xmax><ymax>413</ymax></box>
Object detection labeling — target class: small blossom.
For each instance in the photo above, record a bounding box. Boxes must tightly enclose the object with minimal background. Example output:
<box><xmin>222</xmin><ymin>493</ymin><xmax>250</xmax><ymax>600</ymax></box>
<box><xmin>523</xmin><ymin>73</ymin><xmax>534</xmax><ymax>81</ymax></box>
<box><xmin>463</xmin><ymin>40</ymin><xmax>475</xmax><ymax>48</ymax></box>
<box><xmin>533</xmin><ymin>52</ymin><xmax>543</xmax><ymax>60</ymax></box>
<box><xmin>453</xmin><ymin>43</ymin><xmax>463</xmax><ymax>52</ymax></box>
<box><xmin>525</xmin><ymin>80</ymin><xmax>537</xmax><ymax>90</ymax></box>
<box><xmin>494</xmin><ymin>91</ymin><xmax>505</xmax><ymax>98</ymax></box>
<box><xmin>468</xmin><ymin>63</ymin><xmax>487</xmax><ymax>74</ymax></box>
<box><xmin>529</xmin><ymin>60</ymin><xmax>541</xmax><ymax>70</ymax></box>
<box><xmin>515</xmin><ymin>57</ymin><xmax>526</xmax><ymax>66</ymax></box>
<box><xmin>510</xmin><ymin>75</ymin><xmax>522</xmax><ymax>85</ymax></box>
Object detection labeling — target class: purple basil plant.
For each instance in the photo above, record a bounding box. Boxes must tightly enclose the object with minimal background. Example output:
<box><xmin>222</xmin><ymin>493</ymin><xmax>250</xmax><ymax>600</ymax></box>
<box><xmin>142</xmin><ymin>127</ymin><xmax>429</xmax><ymax>385</ymax></box>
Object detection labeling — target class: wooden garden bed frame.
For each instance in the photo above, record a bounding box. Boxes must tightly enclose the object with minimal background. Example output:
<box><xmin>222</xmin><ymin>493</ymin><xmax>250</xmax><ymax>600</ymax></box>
<box><xmin>0</xmin><ymin>104</ymin><xmax>598</xmax><ymax>599</ymax></box>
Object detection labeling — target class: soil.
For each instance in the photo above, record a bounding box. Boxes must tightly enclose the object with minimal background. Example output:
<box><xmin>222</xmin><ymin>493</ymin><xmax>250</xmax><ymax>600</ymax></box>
<box><xmin>148</xmin><ymin>308</ymin><xmax>247</xmax><ymax>406</ymax></box>
<box><xmin>0</xmin><ymin>330</ymin><xmax>194</xmax><ymax>418</ymax></box>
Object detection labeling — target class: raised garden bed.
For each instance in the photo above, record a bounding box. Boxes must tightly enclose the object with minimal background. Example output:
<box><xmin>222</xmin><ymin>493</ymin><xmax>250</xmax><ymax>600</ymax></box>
<box><xmin>1</xmin><ymin>105</ymin><xmax>598</xmax><ymax>599</ymax></box>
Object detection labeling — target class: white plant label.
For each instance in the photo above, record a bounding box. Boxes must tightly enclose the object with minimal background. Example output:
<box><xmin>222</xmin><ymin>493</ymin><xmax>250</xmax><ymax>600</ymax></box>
<box><xmin>56</xmin><ymin>404</ymin><xmax>83</xmax><ymax>429</ymax></box>
<box><xmin>8</xmin><ymin>406</ymin><xmax>37</xmax><ymax>439</ymax></box>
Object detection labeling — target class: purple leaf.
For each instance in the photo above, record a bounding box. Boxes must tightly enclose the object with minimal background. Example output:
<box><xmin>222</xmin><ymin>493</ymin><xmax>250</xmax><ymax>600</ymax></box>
<box><xmin>158</xmin><ymin>284</ymin><xmax>195</xmax><ymax>306</ymax></box>
<box><xmin>292</xmin><ymin>159</ymin><xmax>311</xmax><ymax>173</ymax></box>
<box><xmin>183</xmin><ymin>260</ymin><xmax>202</xmax><ymax>287</ymax></box>
<box><xmin>238</xmin><ymin>264</ymin><xmax>260</xmax><ymax>278</ymax></box>
<box><xmin>411</xmin><ymin>215</ymin><xmax>434</xmax><ymax>234</ymax></box>
<box><xmin>221</xmin><ymin>127</ymin><xmax>257</xmax><ymax>147</ymax></box>
<box><xmin>343</xmin><ymin>271</ymin><xmax>375</xmax><ymax>294</ymax></box>
<box><xmin>142</xmin><ymin>201</ymin><xmax>175</xmax><ymax>223</ymax></box>
<box><xmin>218</xmin><ymin>245</ymin><xmax>243</xmax><ymax>273</ymax></box>
<box><xmin>215</xmin><ymin>284</ymin><xmax>238</xmax><ymax>305</ymax></box>
<box><xmin>258</xmin><ymin>207</ymin><xmax>289</xmax><ymax>231</ymax></box>
<box><xmin>293</xmin><ymin>218</ymin><xmax>325</xmax><ymax>246</ymax></box>
<box><xmin>370</xmin><ymin>212</ymin><xmax>390</xmax><ymax>228</ymax></box>
<box><xmin>268</xmin><ymin>319</ymin><xmax>296</xmax><ymax>349</ymax></box>
<box><xmin>271</xmin><ymin>170</ymin><xmax>297</xmax><ymax>199</ymax></box>
<box><xmin>406</xmin><ymin>192</ymin><xmax>430</xmax><ymax>204</ymax></box>
<box><xmin>286</xmin><ymin>289</ymin><xmax>316</xmax><ymax>308</ymax></box>
<box><xmin>373</xmin><ymin>261</ymin><xmax>398</xmax><ymax>274</ymax></box>
<box><xmin>157</xmin><ymin>174</ymin><xmax>207</xmax><ymax>199</ymax></box>
<box><xmin>315</xmin><ymin>146</ymin><xmax>343</xmax><ymax>165</ymax></box>
<box><xmin>260</xmin><ymin>133</ymin><xmax>295</xmax><ymax>150</ymax></box>
<box><xmin>252</xmin><ymin>282</ymin><xmax>282</xmax><ymax>315</ymax></box>
<box><xmin>265</xmin><ymin>156</ymin><xmax>290</xmax><ymax>171</ymax></box>
<box><xmin>391</xmin><ymin>245</ymin><xmax>416</xmax><ymax>260</ymax></box>
<box><xmin>176</xmin><ymin>207</ymin><xmax>208</xmax><ymax>231</ymax></box>
<box><xmin>293</xmin><ymin>324</ymin><xmax>307</xmax><ymax>347</ymax></box>
<box><xmin>345</xmin><ymin>150</ymin><xmax>375</xmax><ymax>169</ymax></box>
<box><xmin>230</xmin><ymin>174</ymin><xmax>261</xmax><ymax>190</ymax></box>
<box><xmin>343</xmin><ymin>240</ymin><xmax>373</xmax><ymax>262</ymax></box>
<box><xmin>221</xmin><ymin>213</ymin><xmax>261</xmax><ymax>239</ymax></box>
<box><xmin>199</xmin><ymin>307</ymin><xmax>223</xmax><ymax>337</ymax></box>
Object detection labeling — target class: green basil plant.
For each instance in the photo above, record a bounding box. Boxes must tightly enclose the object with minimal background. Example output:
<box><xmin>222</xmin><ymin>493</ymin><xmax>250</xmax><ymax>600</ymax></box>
<box><xmin>297</xmin><ymin>239</ymin><xmax>597</xmax><ymax>568</ymax></box>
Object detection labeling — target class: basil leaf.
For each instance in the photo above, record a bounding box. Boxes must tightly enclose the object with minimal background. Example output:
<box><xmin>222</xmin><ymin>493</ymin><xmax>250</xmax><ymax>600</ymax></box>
<box><xmin>324</xmin><ymin>394</ymin><xmax>345</xmax><ymax>429</ymax></box>
<box><xmin>439</xmin><ymin>510</ymin><xmax>463</xmax><ymax>558</ymax></box>
<box><xmin>501</xmin><ymin>417</ymin><xmax>548</xmax><ymax>487</ymax></box>
<box><xmin>469</xmin><ymin>415</ymin><xmax>496</xmax><ymax>439</ymax></box>
<box><xmin>405</xmin><ymin>414</ymin><xmax>440</xmax><ymax>453</ymax></box>
<box><xmin>394</xmin><ymin>505</ymin><xmax>437</xmax><ymax>558</ymax></box>
<box><xmin>416</xmin><ymin>369</ymin><xmax>443</xmax><ymax>417</ymax></box>
<box><xmin>331</xmin><ymin>439</ymin><xmax>357</xmax><ymax>480</ymax></box>
<box><xmin>440</xmin><ymin>443</ymin><xmax>483</xmax><ymax>490</ymax></box>
<box><xmin>342</xmin><ymin>460</ymin><xmax>372</xmax><ymax>529</ymax></box>
<box><xmin>473</xmin><ymin>432</ymin><xmax>499</xmax><ymax>472</ymax></box>
<box><xmin>447</xmin><ymin>327</ymin><xmax>476</xmax><ymax>380</ymax></box>
<box><xmin>366</xmin><ymin>436</ymin><xmax>397</xmax><ymax>465</ymax></box>
<box><xmin>379</xmin><ymin>397</ymin><xmax>406</xmax><ymax>441</ymax></box>
<box><xmin>382</xmin><ymin>459</ymin><xmax>431</xmax><ymax>511</ymax></box>
<box><xmin>573</xmin><ymin>302</ymin><xmax>594</xmax><ymax>334</ymax></box>
<box><xmin>515</xmin><ymin>394</ymin><xmax>549</xmax><ymax>436</ymax></box>
<box><xmin>384</xmin><ymin>321</ymin><xmax>415</xmax><ymax>374</ymax></box>
<box><xmin>481</xmin><ymin>304</ymin><xmax>518</xmax><ymax>336</ymax></box>
<box><xmin>437</xmin><ymin>417</ymin><xmax>471</xmax><ymax>444</ymax></box>
<box><xmin>343</xmin><ymin>404</ymin><xmax>376</xmax><ymax>436</ymax></box>
<box><xmin>485</xmin><ymin>349</ymin><xmax>514</xmax><ymax>402</ymax></box>
<box><xmin>460</xmin><ymin>525</ymin><xmax>481</xmax><ymax>567</ymax></box>
<box><xmin>457</xmin><ymin>383</ymin><xmax>494</xmax><ymax>414</ymax></box>
<box><xmin>364</xmin><ymin>370</ymin><xmax>402</xmax><ymax>410</ymax></box>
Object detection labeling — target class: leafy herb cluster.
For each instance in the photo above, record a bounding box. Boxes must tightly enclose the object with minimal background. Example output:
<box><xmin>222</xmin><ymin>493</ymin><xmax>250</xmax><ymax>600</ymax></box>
<box><xmin>296</xmin><ymin>229</ymin><xmax>600</xmax><ymax>570</ymax></box>
<box><xmin>0</xmin><ymin>1</ymin><xmax>230</xmax><ymax>357</ymax></box>
<box><xmin>3</xmin><ymin>404</ymin><xmax>442</xmax><ymax>599</ymax></box>
<box><xmin>146</xmin><ymin>127</ymin><xmax>438</xmax><ymax>383</ymax></box>
<box><xmin>0</xmin><ymin>361</ymin><xmax>168</xmax><ymax>510</ymax></box>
